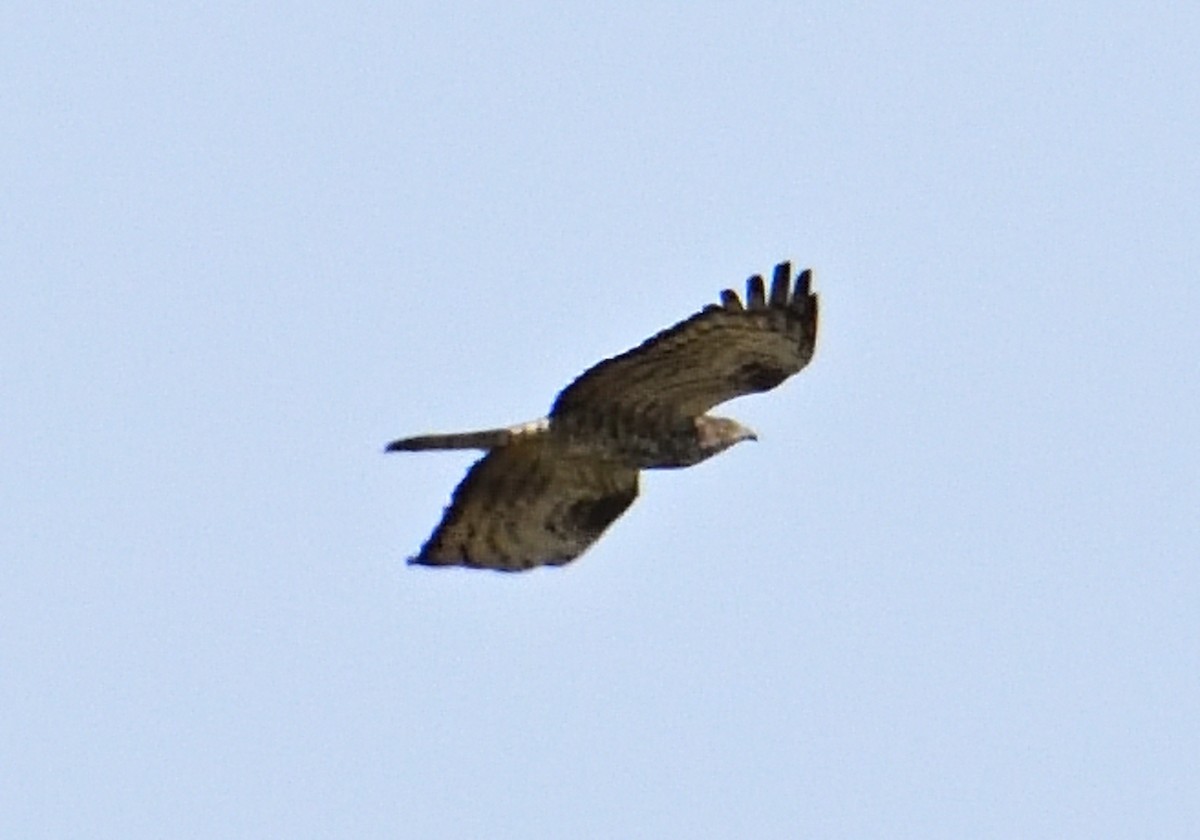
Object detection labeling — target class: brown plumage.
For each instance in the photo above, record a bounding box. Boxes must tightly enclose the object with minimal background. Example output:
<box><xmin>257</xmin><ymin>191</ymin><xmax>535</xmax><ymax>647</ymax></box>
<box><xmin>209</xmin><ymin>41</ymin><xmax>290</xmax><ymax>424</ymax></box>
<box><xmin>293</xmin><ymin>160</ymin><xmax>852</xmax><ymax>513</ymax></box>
<box><xmin>386</xmin><ymin>260</ymin><xmax>819</xmax><ymax>571</ymax></box>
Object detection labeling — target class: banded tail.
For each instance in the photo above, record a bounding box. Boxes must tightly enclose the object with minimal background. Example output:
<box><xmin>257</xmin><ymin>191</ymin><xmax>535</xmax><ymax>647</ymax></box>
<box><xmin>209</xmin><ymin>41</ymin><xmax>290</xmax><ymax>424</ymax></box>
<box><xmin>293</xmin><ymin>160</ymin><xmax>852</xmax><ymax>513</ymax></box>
<box><xmin>384</xmin><ymin>418</ymin><xmax>549</xmax><ymax>453</ymax></box>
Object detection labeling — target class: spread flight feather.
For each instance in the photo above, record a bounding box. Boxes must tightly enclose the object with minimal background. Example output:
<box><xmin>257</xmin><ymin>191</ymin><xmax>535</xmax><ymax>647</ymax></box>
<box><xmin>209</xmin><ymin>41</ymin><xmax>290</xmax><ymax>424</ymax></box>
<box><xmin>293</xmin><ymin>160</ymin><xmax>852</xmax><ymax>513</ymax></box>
<box><xmin>386</xmin><ymin>260</ymin><xmax>819</xmax><ymax>571</ymax></box>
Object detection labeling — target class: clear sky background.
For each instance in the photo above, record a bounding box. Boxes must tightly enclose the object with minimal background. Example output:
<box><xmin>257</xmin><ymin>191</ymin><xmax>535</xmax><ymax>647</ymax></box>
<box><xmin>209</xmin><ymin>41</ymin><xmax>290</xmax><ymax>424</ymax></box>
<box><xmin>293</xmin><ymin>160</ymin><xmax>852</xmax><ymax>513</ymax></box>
<box><xmin>4</xmin><ymin>4</ymin><xmax>1198</xmax><ymax>838</ymax></box>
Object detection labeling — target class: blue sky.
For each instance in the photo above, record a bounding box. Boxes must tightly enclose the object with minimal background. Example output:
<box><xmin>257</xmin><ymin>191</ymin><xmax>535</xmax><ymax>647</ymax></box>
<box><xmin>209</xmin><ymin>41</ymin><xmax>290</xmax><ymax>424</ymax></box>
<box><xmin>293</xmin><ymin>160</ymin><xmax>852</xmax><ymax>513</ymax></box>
<box><xmin>4</xmin><ymin>4</ymin><xmax>1198</xmax><ymax>837</ymax></box>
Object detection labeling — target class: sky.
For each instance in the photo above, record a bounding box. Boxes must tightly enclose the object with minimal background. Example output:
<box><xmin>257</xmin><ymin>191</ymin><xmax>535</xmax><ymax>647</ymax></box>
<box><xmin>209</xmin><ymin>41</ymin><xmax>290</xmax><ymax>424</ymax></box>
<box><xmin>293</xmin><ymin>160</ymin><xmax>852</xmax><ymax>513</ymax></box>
<box><xmin>4</xmin><ymin>3</ymin><xmax>1199</xmax><ymax>837</ymax></box>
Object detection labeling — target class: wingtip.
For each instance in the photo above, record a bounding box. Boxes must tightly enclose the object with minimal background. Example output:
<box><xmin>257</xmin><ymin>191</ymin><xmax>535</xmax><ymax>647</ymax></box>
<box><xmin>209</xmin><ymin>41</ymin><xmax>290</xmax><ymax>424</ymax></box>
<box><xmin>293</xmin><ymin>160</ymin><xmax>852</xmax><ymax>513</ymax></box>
<box><xmin>711</xmin><ymin>261</ymin><xmax>815</xmax><ymax>316</ymax></box>
<box><xmin>794</xmin><ymin>267</ymin><xmax>813</xmax><ymax>297</ymax></box>
<box><xmin>719</xmin><ymin>288</ymin><xmax>744</xmax><ymax>311</ymax></box>
<box><xmin>746</xmin><ymin>274</ymin><xmax>767</xmax><ymax>309</ymax></box>
<box><xmin>407</xmin><ymin>551</ymin><xmax>444</xmax><ymax>568</ymax></box>
<box><xmin>769</xmin><ymin>262</ymin><xmax>790</xmax><ymax>307</ymax></box>
<box><xmin>406</xmin><ymin>552</ymin><xmax>535</xmax><ymax>572</ymax></box>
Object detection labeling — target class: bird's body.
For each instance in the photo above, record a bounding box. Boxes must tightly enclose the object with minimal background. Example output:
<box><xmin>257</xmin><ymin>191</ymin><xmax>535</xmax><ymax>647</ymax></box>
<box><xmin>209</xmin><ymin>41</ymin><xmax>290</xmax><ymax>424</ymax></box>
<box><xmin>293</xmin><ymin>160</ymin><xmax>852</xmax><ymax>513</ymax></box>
<box><xmin>386</xmin><ymin>260</ymin><xmax>819</xmax><ymax>571</ymax></box>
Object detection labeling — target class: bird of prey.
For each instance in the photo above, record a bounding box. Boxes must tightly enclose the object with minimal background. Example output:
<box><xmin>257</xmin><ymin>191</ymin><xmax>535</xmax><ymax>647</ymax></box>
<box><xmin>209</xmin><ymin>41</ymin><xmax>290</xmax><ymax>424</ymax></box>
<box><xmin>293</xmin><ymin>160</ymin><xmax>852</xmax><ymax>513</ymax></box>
<box><xmin>386</xmin><ymin>260</ymin><xmax>819</xmax><ymax>571</ymax></box>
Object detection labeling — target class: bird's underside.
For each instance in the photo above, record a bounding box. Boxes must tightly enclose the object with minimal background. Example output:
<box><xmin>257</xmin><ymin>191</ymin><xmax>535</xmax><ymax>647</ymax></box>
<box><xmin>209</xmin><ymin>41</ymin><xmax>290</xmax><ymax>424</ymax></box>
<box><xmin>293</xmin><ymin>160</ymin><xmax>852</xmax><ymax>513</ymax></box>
<box><xmin>386</xmin><ymin>260</ymin><xmax>819</xmax><ymax>571</ymax></box>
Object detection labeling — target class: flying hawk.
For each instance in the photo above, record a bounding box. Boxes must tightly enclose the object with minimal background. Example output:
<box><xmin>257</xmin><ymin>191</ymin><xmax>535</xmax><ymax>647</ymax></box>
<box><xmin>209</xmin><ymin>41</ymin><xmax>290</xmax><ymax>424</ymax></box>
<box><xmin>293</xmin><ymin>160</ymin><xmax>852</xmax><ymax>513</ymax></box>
<box><xmin>386</xmin><ymin>260</ymin><xmax>819</xmax><ymax>571</ymax></box>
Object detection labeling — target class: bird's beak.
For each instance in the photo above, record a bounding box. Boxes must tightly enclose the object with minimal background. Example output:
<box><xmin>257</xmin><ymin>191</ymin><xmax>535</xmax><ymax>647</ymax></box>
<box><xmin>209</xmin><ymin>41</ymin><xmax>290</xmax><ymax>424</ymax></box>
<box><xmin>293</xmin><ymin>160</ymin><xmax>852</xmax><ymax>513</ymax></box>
<box><xmin>741</xmin><ymin>425</ymin><xmax>759</xmax><ymax>443</ymax></box>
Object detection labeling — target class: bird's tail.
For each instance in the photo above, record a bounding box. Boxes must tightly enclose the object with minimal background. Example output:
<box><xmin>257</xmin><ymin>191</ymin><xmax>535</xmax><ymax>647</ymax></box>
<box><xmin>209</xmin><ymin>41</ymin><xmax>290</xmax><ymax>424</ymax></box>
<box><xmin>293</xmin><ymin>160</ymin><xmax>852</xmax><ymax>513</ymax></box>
<box><xmin>384</xmin><ymin>418</ymin><xmax>549</xmax><ymax>453</ymax></box>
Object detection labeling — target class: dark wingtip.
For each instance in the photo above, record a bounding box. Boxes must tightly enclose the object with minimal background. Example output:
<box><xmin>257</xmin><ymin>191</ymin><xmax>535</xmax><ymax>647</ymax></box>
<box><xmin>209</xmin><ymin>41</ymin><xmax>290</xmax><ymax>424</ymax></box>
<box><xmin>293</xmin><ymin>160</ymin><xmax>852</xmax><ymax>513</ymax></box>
<box><xmin>407</xmin><ymin>549</ymin><xmax>443</xmax><ymax>566</ymax></box>
<box><xmin>793</xmin><ymin>267</ymin><xmax>813</xmax><ymax>298</ymax></box>
<box><xmin>769</xmin><ymin>262</ymin><xmax>791</xmax><ymax>307</ymax></box>
<box><xmin>746</xmin><ymin>274</ymin><xmax>767</xmax><ymax>309</ymax></box>
<box><xmin>721</xmin><ymin>262</ymin><xmax>814</xmax><ymax>313</ymax></box>
<box><xmin>719</xmin><ymin>288</ymin><xmax>744</xmax><ymax>311</ymax></box>
<box><xmin>384</xmin><ymin>439</ymin><xmax>405</xmax><ymax>452</ymax></box>
<box><xmin>791</xmin><ymin>268</ymin><xmax>816</xmax><ymax>320</ymax></box>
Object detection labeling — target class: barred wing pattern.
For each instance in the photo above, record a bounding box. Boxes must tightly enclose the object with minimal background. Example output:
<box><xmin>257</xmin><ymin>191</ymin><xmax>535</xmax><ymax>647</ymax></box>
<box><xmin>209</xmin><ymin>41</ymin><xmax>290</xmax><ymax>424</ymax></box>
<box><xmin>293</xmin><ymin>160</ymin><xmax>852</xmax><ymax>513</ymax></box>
<box><xmin>411</xmin><ymin>440</ymin><xmax>639</xmax><ymax>571</ymax></box>
<box><xmin>551</xmin><ymin>262</ymin><xmax>818</xmax><ymax>422</ymax></box>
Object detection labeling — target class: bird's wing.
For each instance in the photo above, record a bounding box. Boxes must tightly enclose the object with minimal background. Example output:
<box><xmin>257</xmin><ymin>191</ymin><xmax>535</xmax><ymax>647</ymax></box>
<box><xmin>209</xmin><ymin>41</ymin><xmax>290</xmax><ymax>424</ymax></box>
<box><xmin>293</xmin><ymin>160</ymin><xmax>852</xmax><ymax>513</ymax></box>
<box><xmin>550</xmin><ymin>262</ymin><xmax>818</xmax><ymax>422</ymax></box>
<box><xmin>410</xmin><ymin>439</ymin><xmax>639</xmax><ymax>571</ymax></box>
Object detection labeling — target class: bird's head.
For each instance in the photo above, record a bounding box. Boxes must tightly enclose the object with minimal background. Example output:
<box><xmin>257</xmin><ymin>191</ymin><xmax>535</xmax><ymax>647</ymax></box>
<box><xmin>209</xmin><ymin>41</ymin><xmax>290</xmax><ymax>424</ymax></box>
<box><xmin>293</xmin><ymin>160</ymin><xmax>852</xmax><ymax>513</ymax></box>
<box><xmin>694</xmin><ymin>415</ymin><xmax>758</xmax><ymax>457</ymax></box>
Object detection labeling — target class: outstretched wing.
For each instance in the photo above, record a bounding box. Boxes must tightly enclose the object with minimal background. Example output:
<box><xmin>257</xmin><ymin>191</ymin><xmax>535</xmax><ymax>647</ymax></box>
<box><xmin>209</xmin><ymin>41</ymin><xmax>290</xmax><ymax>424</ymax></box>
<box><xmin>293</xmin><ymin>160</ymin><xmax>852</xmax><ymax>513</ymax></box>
<box><xmin>410</xmin><ymin>440</ymin><xmax>639</xmax><ymax>571</ymax></box>
<box><xmin>551</xmin><ymin>261</ymin><xmax>818</xmax><ymax>422</ymax></box>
